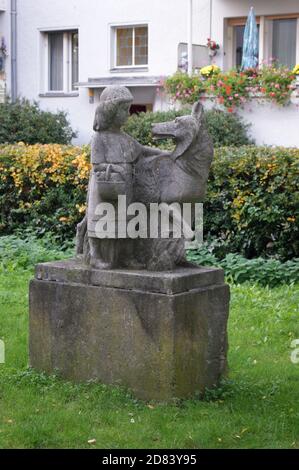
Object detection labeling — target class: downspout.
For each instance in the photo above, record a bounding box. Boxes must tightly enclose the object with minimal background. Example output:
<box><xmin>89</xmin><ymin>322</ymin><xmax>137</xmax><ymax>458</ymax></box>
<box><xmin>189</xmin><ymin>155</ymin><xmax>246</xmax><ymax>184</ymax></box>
<box><xmin>210</xmin><ymin>0</ymin><xmax>213</xmax><ymax>39</ymax></box>
<box><xmin>209</xmin><ymin>0</ymin><xmax>213</xmax><ymax>64</ymax></box>
<box><xmin>11</xmin><ymin>0</ymin><xmax>17</xmax><ymax>102</ymax></box>
<box><xmin>187</xmin><ymin>0</ymin><xmax>193</xmax><ymax>75</ymax></box>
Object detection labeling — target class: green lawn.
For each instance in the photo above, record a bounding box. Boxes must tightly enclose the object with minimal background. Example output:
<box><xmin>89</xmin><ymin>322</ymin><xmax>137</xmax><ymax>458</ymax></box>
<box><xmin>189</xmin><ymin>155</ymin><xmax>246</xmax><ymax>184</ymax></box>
<box><xmin>0</xmin><ymin>268</ymin><xmax>298</xmax><ymax>449</ymax></box>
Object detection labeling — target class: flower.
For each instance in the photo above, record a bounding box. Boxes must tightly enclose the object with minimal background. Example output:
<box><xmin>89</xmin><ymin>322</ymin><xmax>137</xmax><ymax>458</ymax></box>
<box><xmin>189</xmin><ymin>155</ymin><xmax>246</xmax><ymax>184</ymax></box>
<box><xmin>207</xmin><ymin>38</ymin><xmax>220</xmax><ymax>51</ymax></box>
<box><xmin>200</xmin><ymin>64</ymin><xmax>221</xmax><ymax>78</ymax></box>
<box><xmin>292</xmin><ymin>64</ymin><xmax>299</xmax><ymax>75</ymax></box>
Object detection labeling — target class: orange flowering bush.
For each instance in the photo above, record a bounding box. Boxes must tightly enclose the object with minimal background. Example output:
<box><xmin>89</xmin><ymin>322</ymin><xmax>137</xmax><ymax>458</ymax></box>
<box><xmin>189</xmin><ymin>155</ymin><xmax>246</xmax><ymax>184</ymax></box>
<box><xmin>206</xmin><ymin>70</ymin><xmax>249</xmax><ymax>111</ymax></box>
<box><xmin>0</xmin><ymin>143</ymin><xmax>90</xmax><ymax>240</ymax></box>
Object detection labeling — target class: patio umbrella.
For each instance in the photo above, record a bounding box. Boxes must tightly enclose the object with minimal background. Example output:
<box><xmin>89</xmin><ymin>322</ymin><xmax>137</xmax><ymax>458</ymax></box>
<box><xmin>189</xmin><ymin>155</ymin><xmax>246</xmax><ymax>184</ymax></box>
<box><xmin>241</xmin><ymin>7</ymin><xmax>259</xmax><ymax>70</ymax></box>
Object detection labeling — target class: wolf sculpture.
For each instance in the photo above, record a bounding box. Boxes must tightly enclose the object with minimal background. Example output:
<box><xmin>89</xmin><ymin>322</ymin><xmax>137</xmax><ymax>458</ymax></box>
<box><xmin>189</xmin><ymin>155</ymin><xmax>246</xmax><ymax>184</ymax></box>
<box><xmin>133</xmin><ymin>101</ymin><xmax>214</xmax><ymax>270</ymax></box>
<box><xmin>76</xmin><ymin>95</ymin><xmax>213</xmax><ymax>271</ymax></box>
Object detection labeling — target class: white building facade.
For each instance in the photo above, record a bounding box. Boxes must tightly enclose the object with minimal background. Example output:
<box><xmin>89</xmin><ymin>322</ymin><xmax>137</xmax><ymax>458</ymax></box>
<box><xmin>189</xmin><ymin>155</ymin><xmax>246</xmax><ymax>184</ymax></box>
<box><xmin>0</xmin><ymin>0</ymin><xmax>299</xmax><ymax>145</ymax></box>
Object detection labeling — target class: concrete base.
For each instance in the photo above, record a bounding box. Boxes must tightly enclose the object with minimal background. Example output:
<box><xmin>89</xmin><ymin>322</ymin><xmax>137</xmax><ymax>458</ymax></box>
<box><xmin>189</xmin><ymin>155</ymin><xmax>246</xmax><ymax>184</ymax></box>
<box><xmin>29</xmin><ymin>260</ymin><xmax>230</xmax><ymax>401</ymax></box>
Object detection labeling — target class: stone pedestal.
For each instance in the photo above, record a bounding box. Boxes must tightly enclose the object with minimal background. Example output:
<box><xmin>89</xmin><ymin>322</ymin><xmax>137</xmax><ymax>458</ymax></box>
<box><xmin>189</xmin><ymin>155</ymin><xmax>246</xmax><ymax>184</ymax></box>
<box><xmin>29</xmin><ymin>260</ymin><xmax>230</xmax><ymax>401</ymax></box>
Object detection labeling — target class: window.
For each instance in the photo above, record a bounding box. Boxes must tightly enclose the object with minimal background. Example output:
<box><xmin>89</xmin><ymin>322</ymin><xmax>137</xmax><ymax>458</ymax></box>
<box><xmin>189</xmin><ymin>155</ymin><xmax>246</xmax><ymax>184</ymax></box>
<box><xmin>115</xmin><ymin>25</ymin><xmax>148</xmax><ymax>67</ymax></box>
<box><xmin>272</xmin><ymin>19</ymin><xmax>297</xmax><ymax>69</ymax></box>
<box><xmin>71</xmin><ymin>32</ymin><xmax>79</xmax><ymax>90</ymax></box>
<box><xmin>227</xmin><ymin>15</ymin><xmax>299</xmax><ymax>70</ymax></box>
<box><xmin>45</xmin><ymin>30</ymin><xmax>79</xmax><ymax>93</ymax></box>
<box><xmin>49</xmin><ymin>32</ymin><xmax>63</xmax><ymax>91</ymax></box>
<box><xmin>234</xmin><ymin>25</ymin><xmax>260</xmax><ymax>68</ymax></box>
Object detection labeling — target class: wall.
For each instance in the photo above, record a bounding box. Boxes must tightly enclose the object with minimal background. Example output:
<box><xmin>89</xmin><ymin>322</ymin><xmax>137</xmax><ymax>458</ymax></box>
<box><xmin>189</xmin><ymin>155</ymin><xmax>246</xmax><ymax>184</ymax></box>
<box><xmin>2</xmin><ymin>0</ymin><xmax>299</xmax><ymax>146</ymax></box>
<box><xmin>204</xmin><ymin>92</ymin><xmax>299</xmax><ymax>147</ymax></box>
<box><xmin>238</xmin><ymin>98</ymin><xmax>299</xmax><ymax>147</ymax></box>
<box><xmin>14</xmin><ymin>0</ymin><xmax>202</xmax><ymax>144</ymax></box>
<box><xmin>209</xmin><ymin>0</ymin><xmax>299</xmax><ymax>69</ymax></box>
<box><xmin>0</xmin><ymin>4</ymin><xmax>10</xmax><ymax>101</ymax></box>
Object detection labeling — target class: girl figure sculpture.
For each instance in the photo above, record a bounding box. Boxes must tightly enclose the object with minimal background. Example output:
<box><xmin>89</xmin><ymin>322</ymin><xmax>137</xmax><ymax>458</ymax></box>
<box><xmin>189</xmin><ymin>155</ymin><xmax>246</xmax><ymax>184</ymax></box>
<box><xmin>86</xmin><ymin>85</ymin><xmax>161</xmax><ymax>269</ymax></box>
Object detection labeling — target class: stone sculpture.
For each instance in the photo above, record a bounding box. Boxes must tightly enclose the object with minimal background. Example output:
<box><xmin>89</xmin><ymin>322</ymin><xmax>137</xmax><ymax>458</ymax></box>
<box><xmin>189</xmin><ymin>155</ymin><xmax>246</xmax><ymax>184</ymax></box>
<box><xmin>77</xmin><ymin>85</ymin><xmax>214</xmax><ymax>271</ymax></box>
<box><xmin>29</xmin><ymin>85</ymin><xmax>230</xmax><ymax>401</ymax></box>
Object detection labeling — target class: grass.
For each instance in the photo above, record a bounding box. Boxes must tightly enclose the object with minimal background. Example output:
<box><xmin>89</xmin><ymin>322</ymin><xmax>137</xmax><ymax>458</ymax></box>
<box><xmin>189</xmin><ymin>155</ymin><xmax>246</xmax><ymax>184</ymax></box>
<box><xmin>0</xmin><ymin>258</ymin><xmax>299</xmax><ymax>448</ymax></box>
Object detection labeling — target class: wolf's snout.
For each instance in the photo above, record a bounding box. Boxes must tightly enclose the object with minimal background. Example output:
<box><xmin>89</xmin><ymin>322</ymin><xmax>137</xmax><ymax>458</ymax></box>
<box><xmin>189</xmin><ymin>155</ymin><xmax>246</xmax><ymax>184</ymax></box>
<box><xmin>152</xmin><ymin>121</ymin><xmax>176</xmax><ymax>140</ymax></box>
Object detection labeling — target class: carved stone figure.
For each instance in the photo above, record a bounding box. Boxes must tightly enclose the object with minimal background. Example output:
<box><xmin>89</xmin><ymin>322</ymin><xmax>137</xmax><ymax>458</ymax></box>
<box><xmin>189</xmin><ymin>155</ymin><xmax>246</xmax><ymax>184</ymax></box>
<box><xmin>78</xmin><ymin>86</ymin><xmax>165</xmax><ymax>269</ymax></box>
<box><xmin>134</xmin><ymin>100</ymin><xmax>214</xmax><ymax>270</ymax></box>
<box><xmin>30</xmin><ymin>87</ymin><xmax>230</xmax><ymax>401</ymax></box>
<box><xmin>76</xmin><ymin>85</ymin><xmax>214</xmax><ymax>271</ymax></box>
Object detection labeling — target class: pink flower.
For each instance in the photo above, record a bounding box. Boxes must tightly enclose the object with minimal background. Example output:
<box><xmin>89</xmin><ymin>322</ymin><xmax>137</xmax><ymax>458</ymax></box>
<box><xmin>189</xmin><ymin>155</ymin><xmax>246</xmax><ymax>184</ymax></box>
<box><xmin>274</xmin><ymin>83</ymin><xmax>280</xmax><ymax>89</ymax></box>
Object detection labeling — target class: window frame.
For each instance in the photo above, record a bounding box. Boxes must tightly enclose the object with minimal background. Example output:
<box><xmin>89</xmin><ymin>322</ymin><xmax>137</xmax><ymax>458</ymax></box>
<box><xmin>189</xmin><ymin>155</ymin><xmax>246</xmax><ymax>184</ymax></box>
<box><xmin>226</xmin><ymin>13</ymin><xmax>299</xmax><ymax>70</ymax></box>
<box><xmin>40</xmin><ymin>28</ymin><xmax>79</xmax><ymax>95</ymax></box>
<box><xmin>113</xmin><ymin>24</ymin><xmax>149</xmax><ymax>69</ymax></box>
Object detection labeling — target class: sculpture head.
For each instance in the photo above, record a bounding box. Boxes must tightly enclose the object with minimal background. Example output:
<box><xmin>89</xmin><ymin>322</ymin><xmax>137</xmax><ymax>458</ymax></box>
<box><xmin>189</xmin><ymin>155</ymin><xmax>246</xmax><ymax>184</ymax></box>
<box><xmin>151</xmin><ymin>102</ymin><xmax>203</xmax><ymax>145</ymax></box>
<box><xmin>93</xmin><ymin>86</ymin><xmax>133</xmax><ymax>132</ymax></box>
<box><xmin>151</xmin><ymin>101</ymin><xmax>213</xmax><ymax>180</ymax></box>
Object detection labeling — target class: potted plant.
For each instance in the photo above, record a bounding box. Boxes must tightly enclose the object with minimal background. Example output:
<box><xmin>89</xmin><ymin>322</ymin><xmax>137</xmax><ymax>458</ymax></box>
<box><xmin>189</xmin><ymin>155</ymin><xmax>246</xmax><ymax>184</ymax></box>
<box><xmin>207</xmin><ymin>38</ymin><xmax>220</xmax><ymax>57</ymax></box>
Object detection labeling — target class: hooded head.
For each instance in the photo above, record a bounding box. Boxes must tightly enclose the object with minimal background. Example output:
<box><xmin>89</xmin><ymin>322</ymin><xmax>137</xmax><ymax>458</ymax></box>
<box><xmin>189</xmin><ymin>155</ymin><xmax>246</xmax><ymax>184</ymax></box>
<box><xmin>93</xmin><ymin>86</ymin><xmax>134</xmax><ymax>131</ymax></box>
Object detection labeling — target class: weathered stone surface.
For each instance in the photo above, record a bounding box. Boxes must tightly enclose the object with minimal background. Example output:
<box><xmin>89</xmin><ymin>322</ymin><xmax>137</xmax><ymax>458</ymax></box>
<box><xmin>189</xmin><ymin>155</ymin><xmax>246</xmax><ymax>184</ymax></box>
<box><xmin>76</xmin><ymin>85</ymin><xmax>214</xmax><ymax>271</ymax></box>
<box><xmin>35</xmin><ymin>259</ymin><xmax>225</xmax><ymax>294</ymax></box>
<box><xmin>29</xmin><ymin>260</ymin><xmax>229</xmax><ymax>401</ymax></box>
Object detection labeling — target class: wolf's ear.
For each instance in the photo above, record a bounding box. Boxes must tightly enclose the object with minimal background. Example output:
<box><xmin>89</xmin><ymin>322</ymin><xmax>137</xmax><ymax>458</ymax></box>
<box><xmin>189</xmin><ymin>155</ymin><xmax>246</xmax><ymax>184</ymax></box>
<box><xmin>192</xmin><ymin>101</ymin><xmax>203</xmax><ymax>121</ymax></box>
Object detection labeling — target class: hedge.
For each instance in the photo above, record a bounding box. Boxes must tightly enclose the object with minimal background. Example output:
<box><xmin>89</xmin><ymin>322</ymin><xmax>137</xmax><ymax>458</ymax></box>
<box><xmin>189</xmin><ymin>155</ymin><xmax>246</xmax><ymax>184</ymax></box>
<box><xmin>0</xmin><ymin>143</ymin><xmax>90</xmax><ymax>240</ymax></box>
<box><xmin>205</xmin><ymin>146</ymin><xmax>298</xmax><ymax>260</ymax></box>
<box><xmin>0</xmin><ymin>99</ymin><xmax>75</xmax><ymax>145</ymax></box>
<box><xmin>123</xmin><ymin>108</ymin><xmax>252</xmax><ymax>148</ymax></box>
<box><xmin>0</xmin><ymin>143</ymin><xmax>298</xmax><ymax>260</ymax></box>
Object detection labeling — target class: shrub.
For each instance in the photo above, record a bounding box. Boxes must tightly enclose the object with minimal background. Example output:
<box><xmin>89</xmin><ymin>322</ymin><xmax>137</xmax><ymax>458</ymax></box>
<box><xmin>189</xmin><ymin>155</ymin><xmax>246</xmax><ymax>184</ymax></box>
<box><xmin>187</xmin><ymin>246</ymin><xmax>299</xmax><ymax>287</ymax></box>
<box><xmin>0</xmin><ymin>143</ymin><xmax>90</xmax><ymax>241</ymax></box>
<box><xmin>124</xmin><ymin>108</ymin><xmax>252</xmax><ymax>148</ymax></box>
<box><xmin>206</xmin><ymin>146</ymin><xmax>299</xmax><ymax>261</ymax></box>
<box><xmin>0</xmin><ymin>98</ymin><xmax>75</xmax><ymax>145</ymax></box>
<box><xmin>123</xmin><ymin>108</ymin><xmax>188</xmax><ymax>149</ymax></box>
<box><xmin>204</xmin><ymin>110</ymin><xmax>252</xmax><ymax>147</ymax></box>
<box><xmin>162</xmin><ymin>72</ymin><xmax>205</xmax><ymax>105</ymax></box>
<box><xmin>0</xmin><ymin>144</ymin><xmax>297</xmax><ymax>261</ymax></box>
<box><xmin>0</xmin><ymin>232</ymin><xmax>74</xmax><ymax>271</ymax></box>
